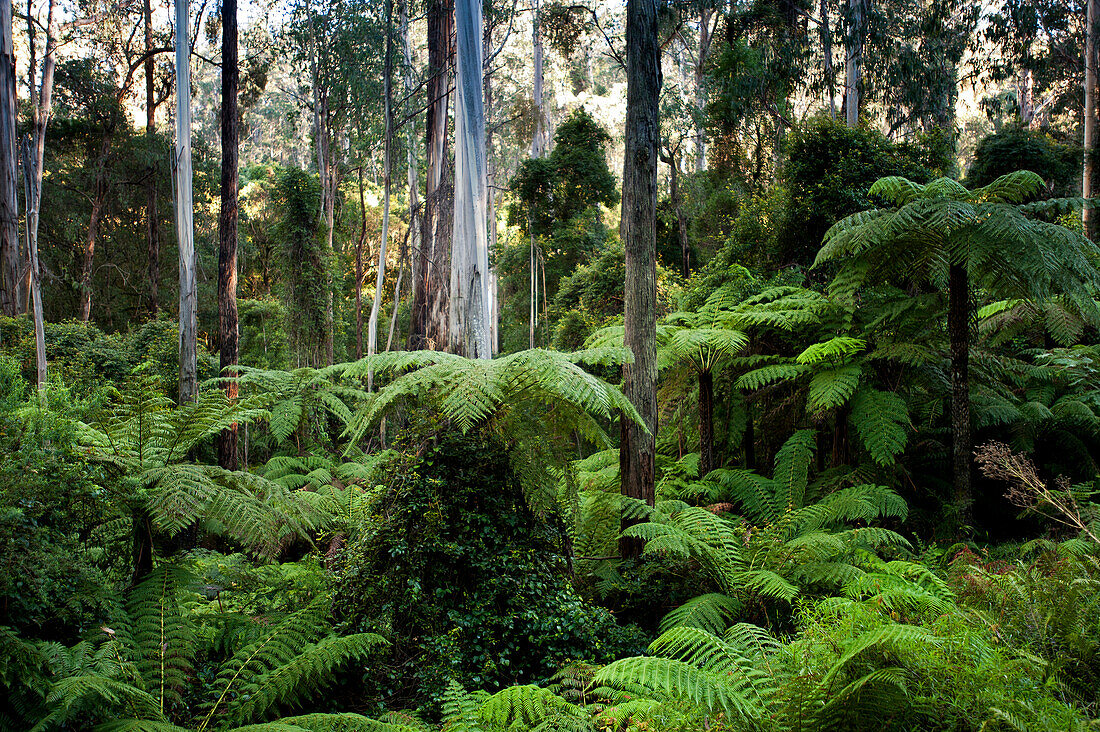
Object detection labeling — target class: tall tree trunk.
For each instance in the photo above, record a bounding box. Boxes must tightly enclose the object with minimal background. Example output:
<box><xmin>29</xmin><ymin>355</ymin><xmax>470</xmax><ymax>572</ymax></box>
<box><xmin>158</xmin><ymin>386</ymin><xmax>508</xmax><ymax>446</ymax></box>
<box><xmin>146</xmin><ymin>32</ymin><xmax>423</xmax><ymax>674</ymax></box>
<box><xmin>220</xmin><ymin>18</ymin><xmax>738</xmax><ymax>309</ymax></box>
<box><xmin>1085</xmin><ymin>0</ymin><xmax>1098</xmax><ymax>240</ymax></box>
<box><xmin>0</xmin><ymin>0</ymin><xmax>17</xmax><ymax>318</ymax></box>
<box><xmin>355</xmin><ymin>166</ymin><xmax>366</xmax><ymax>359</ymax></box>
<box><xmin>79</xmin><ymin>137</ymin><xmax>110</xmax><ymax>322</ymax></box>
<box><xmin>669</xmin><ymin>149</ymin><xmax>689</xmax><ymax>277</ymax></box>
<box><xmin>401</xmin><ymin>0</ymin><xmax>420</xmax><ymax>330</ymax></box>
<box><xmin>484</xmin><ymin>13</ymin><xmax>498</xmax><ymax>355</ymax></box>
<box><xmin>619</xmin><ymin>0</ymin><xmax>660</xmax><ymax>560</ymax></box>
<box><xmin>144</xmin><ymin>0</ymin><xmax>160</xmax><ymax>316</ymax></box>
<box><xmin>843</xmin><ymin>0</ymin><xmax>865</xmax><ymax>128</ymax></box>
<box><xmin>368</xmin><ymin>0</ymin><xmax>394</xmax><ymax>386</ymax></box>
<box><xmin>948</xmin><ymin>262</ymin><xmax>971</xmax><ymax>529</ymax></box>
<box><xmin>305</xmin><ymin>0</ymin><xmax>335</xmax><ymax>364</ymax></box>
<box><xmin>410</xmin><ymin>0</ymin><xmax>453</xmax><ymax>350</ymax></box>
<box><xmin>694</xmin><ymin>7</ymin><xmax>711</xmax><ymax>172</ymax></box>
<box><xmin>21</xmin><ymin>139</ymin><xmax>44</xmax><ymax>390</ymax></box>
<box><xmin>24</xmin><ymin>0</ymin><xmax>56</xmax><ymax>392</ymax></box>
<box><xmin>218</xmin><ymin>0</ymin><xmax>240</xmax><ymax>470</ymax></box>
<box><xmin>820</xmin><ymin>0</ymin><xmax>836</xmax><ymax>119</ymax></box>
<box><xmin>1018</xmin><ymin>68</ymin><xmax>1034</xmax><ymax>127</ymax></box>
<box><xmin>450</xmin><ymin>0</ymin><xmax>490</xmax><ymax>358</ymax></box>
<box><xmin>699</xmin><ymin>369</ymin><xmax>714</xmax><ymax>476</ymax></box>
<box><xmin>530</xmin><ymin>0</ymin><xmax>547</xmax><ymax>158</ymax></box>
<box><xmin>176</xmin><ymin>0</ymin><xmax>197</xmax><ymax>404</ymax></box>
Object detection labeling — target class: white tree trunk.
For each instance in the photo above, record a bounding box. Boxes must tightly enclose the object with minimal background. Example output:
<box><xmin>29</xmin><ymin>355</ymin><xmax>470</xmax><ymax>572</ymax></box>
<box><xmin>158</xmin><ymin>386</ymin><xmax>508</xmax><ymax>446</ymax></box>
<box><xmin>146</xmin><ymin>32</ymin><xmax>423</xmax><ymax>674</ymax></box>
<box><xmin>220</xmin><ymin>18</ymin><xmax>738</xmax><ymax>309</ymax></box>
<box><xmin>844</xmin><ymin>0</ymin><xmax>864</xmax><ymax>128</ymax></box>
<box><xmin>450</xmin><ymin>0</ymin><xmax>490</xmax><ymax>358</ymax></box>
<box><xmin>175</xmin><ymin>0</ymin><xmax>197</xmax><ymax>403</ymax></box>
<box><xmin>530</xmin><ymin>0</ymin><xmax>547</xmax><ymax>158</ymax></box>
<box><xmin>20</xmin><ymin>140</ymin><xmax>44</xmax><ymax>391</ymax></box>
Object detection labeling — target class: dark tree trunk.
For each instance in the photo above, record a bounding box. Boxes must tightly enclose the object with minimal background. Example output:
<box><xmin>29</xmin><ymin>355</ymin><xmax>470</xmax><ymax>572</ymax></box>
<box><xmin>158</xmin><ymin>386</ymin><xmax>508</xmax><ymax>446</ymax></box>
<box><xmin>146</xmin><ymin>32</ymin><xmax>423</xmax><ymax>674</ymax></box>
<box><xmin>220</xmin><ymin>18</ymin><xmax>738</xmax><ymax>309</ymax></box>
<box><xmin>0</xmin><ymin>0</ymin><xmax>17</xmax><ymax>318</ymax></box>
<box><xmin>699</xmin><ymin>369</ymin><xmax>714</xmax><ymax>476</ymax></box>
<box><xmin>1085</xmin><ymin>0</ymin><xmax>1099</xmax><ymax>240</ymax></box>
<box><xmin>79</xmin><ymin>138</ymin><xmax>110</xmax><ymax>322</ymax></box>
<box><xmin>670</xmin><ymin>152</ymin><xmax>690</xmax><ymax>278</ymax></box>
<box><xmin>410</xmin><ymin>0</ymin><xmax>453</xmax><ymax>350</ymax></box>
<box><xmin>144</xmin><ymin>0</ymin><xmax>159</xmax><ymax>316</ymax></box>
<box><xmin>619</xmin><ymin>0</ymin><xmax>660</xmax><ymax>560</ymax></box>
<box><xmin>356</xmin><ymin>166</ymin><xmax>366</xmax><ymax>359</ymax></box>
<box><xmin>131</xmin><ymin>508</ymin><xmax>154</xmax><ymax>586</ymax></box>
<box><xmin>744</xmin><ymin>400</ymin><xmax>756</xmax><ymax>470</ymax></box>
<box><xmin>948</xmin><ymin>262</ymin><xmax>971</xmax><ymax>528</ymax></box>
<box><xmin>217</xmin><ymin>0</ymin><xmax>240</xmax><ymax>471</ymax></box>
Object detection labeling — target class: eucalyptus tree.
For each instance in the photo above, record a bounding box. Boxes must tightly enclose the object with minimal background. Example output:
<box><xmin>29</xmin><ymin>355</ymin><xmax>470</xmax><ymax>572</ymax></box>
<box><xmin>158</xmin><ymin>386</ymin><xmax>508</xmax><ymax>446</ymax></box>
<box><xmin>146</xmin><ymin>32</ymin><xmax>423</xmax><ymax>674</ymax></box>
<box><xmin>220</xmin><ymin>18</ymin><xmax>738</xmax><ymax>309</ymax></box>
<box><xmin>620</xmin><ymin>0</ymin><xmax>661</xmax><ymax>558</ymax></box>
<box><xmin>0</xmin><ymin>0</ymin><xmax>15</xmax><ymax>318</ymax></box>
<box><xmin>816</xmin><ymin>172</ymin><xmax>1100</xmax><ymax>527</ymax></box>
<box><xmin>176</xmin><ymin>0</ymin><xmax>197</xmax><ymax>403</ymax></box>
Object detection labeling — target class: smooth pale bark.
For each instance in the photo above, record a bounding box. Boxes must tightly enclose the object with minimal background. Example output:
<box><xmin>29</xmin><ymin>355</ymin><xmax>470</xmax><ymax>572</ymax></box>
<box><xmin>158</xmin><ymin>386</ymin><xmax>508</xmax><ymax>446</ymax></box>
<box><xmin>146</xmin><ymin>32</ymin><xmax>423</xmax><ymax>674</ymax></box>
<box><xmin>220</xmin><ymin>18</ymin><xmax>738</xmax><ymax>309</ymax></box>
<box><xmin>1085</xmin><ymin>0</ymin><xmax>1099</xmax><ymax>240</ymax></box>
<box><xmin>144</xmin><ymin>0</ymin><xmax>160</xmax><ymax>315</ymax></box>
<box><xmin>484</xmin><ymin>15</ymin><xmax>498</xmax><ymax>355</ymax></box>
<box><xmin>694</xmin><ymin>7</ymin><xmax>712</xmax><ymax>171</ymax></box>
<box><xmin>843</xmin><ymin>0</ymin><xmax>864</xmax><ymax>128</ymax></box>
<box><xmin>948</xmin><ymin>262</ymin><xmax>971</xmax><ymax>529</ymax></box>
<box><xmin>410</xmin><ymin>0</ymin><xmax>452</xmax><ymax>350</ymax></box>
<box><xmin>20</xmin><ymin>140</ymin><xmax>44</xmax><ymax>390</ymax></box>
<box><xmin>23</xmin><ymin>0</ymin><xmax>57</xmax><ymax>390</ymax></box>
<box><xmin>368</xmin><ymin>0</ymin><xmax>394</xmax><ymax>386</ymax></box>
<box><xmin>0</xmin><ymin>0</ymin><xmax>17</xmax><ymax>317</ymax></box>
<box><xmin>450</xmin><ymin>0</ymin><xmax>490</xmax><ymax>358</ymax></box>
<box><xmin>820</xmin><ymin>0</ymin><xmax>836</xmax><ymax>119</ymax></box>
<box><xmin>619</xmin><ymin>0</ymin><xmax>660</xmax><ymax>559</ymax></box>
<box><xmin>355</xmin><ymin>167</ymin><xmax>366</xmax><ymax>359</ymax></box>
<box><xmin>176</xmin><ymin>0</ymin><xmax>197</xmax><ymax>404</ymax></box>
<box><xmin>218</xmin><ymin>0</ymin><xmax>240</xmax><ymax>470</ymax></box>
<box><xmin>530</xmin><ymin>0</ymin><xmax>547</xmax><ymax>158</ymax></box>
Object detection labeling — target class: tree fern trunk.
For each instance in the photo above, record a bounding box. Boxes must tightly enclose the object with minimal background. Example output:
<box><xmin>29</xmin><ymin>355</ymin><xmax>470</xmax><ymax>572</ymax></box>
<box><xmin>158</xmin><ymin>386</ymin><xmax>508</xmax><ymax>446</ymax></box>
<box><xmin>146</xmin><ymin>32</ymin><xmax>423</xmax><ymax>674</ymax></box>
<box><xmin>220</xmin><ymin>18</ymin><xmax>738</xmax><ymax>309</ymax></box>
<box><xmin>619</xmin><ymin>0</ymin><xmax>660</xmax><ymax>560</ymax></box>
<box><xmin>949</xmin><ymin>262</ymin><xmax>972</xmax><ymax>528</ymax></box>
<box><xmin>699</xmin><ymin>369</ymin><xmax>714</xmax><ymax>476</ymax></box>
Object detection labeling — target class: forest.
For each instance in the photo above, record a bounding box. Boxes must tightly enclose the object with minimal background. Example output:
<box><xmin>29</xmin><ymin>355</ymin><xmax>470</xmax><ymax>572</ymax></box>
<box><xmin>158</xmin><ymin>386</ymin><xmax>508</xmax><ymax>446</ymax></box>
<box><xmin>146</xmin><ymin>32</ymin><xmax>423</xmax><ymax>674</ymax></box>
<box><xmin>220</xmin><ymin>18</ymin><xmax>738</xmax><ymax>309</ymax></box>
<box><xmin>2</xmin><ymin>0</ymin><xmax>1100</xmax><ymax>728</ymax></box>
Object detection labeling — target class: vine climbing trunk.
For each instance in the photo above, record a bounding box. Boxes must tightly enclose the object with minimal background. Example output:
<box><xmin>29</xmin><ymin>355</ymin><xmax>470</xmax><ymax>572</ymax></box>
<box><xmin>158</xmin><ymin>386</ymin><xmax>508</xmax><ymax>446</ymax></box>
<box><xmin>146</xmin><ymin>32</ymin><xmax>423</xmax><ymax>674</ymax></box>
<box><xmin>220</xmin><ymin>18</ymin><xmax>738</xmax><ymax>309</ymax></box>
<box><xmin>176</xmin><ymin>0</ymin><xmax>197</xmax><ymax>404</ymax></box>
<box><xmin>217</xmin><ymin>0</ymin><xmax>240</xmax><ymax>469</ymax></box>
<box><xmin>948</xmin><ymin>262</ymin><xmax>972</xmax><ymax>530</ymax></box>
<box><xmin>450</xmin><ymin>0</ymin><xmax>490</xmax><ymax>358</ymax></box>
<box><xmin>619</xmin><ymin>0</ymin><xmax>660</xmax><ymax>560</ymax></box>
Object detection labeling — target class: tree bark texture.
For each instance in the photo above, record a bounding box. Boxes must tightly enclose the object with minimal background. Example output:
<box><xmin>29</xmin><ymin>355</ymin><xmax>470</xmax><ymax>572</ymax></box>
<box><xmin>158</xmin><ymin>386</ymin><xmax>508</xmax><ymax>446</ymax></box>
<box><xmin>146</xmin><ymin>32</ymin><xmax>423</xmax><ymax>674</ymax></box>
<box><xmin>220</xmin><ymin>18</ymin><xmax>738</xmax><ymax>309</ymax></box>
<box><xmin>948</xmin><ymin>262</ymin><xmax>972</xmax><ymax>529</ymax></box>
<box><xmin>356</xmin><ymin>166</ymin><xmax>366</xmax><ymax>360</ymax></box>
<box><xmin>694</xmin><ymin>8</ymin><xmax>711</xmax><ymax>171</ymax></box>
<box><xmin>79</xmin><ymin>138</ymin><xmax>110</xmax><ymax>321</ymax></box>
<box><xmin>410</xmin><ymin>0</ymin><xmax>453</xmax><ymax>350</ymax></box>
<box><xmin>1085</xmin><ymin>0</ymin><xmax>1099</xmax><ymax>240</ymax></box>
<box><xmin>450</xmin><ymin>0</ymin><xmax>490</xmax><ymax>358</ymax></box>
<box><xmin>530</xmin><ymin>0</ymin><xmax>547</xmax><ymax>158</ymax></box>
<box><xmin>820</xmin><ymin>0</ymin><xmax>836</xmax><ymax>119</ymax></box>
<box><xmin>218</xmin><ymin>0</ymin><xmax>240</xmax><ymax>469</ymax></box>
<box><xmin>176</xmin><ymin>0</ymin><xmax>197</xmax><ymax>404</ymax></box>
<box><xmin>843</xmin><ymin>0</ymin><xmax>865</xmax><ymax>128</ymax></box>
<box><xmin>21</xmin><ymin>139</ymin><xmax>45</xmax><ymax>390</ymax></box>
<box><xmin>619</xmin><ymin>0</ymin><xmax>660</xmax><ymax>560</ymax></box>
<box><xmin>368</xmin><ymin>0</ymin><xmax>394</xmax><ymax>385</ymax></box>
<box><xmin>699</xmin><ymin>369</ymin><xmax>714</xmax><ymax>476</ymax></box>
<box><xmin>144</xmin><ymin>0</ymin><xmax>160</xmax><ymax>316</ymax></box>
<box><xmin>0</xmin><ymin>0</ymin><xmax>17</xmax><ymax>317</ymax></box>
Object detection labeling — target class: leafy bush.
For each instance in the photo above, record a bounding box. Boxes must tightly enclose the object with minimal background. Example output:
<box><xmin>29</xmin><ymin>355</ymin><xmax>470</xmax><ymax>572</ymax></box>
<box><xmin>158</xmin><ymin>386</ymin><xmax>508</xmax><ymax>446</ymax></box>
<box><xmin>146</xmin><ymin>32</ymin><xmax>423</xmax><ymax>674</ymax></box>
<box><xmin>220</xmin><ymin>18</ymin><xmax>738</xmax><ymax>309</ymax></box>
<box><xmin>332</xmin><ymin>431</ymin><xmax>647</xmax><ymax>709</ymax></box>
